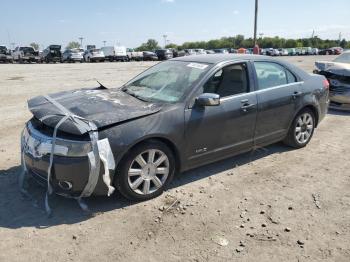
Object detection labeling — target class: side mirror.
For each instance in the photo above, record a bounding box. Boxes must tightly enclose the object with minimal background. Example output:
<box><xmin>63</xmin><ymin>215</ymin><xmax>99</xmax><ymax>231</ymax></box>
<box><xmin>196</xmin><ymin>93</ymin><xmax>220</xmax><ymax>107</ymax></box>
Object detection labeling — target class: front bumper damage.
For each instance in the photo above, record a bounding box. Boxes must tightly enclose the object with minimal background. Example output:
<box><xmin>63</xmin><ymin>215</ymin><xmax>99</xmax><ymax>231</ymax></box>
<box><xmin>20</xmin><ymin>95</ymin><xmax>116</xmax><ymax>214</ymax></box>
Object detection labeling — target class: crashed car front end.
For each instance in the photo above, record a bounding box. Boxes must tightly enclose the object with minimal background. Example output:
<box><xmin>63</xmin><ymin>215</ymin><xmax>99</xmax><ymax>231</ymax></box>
<box><xmin>314</xmin><ymin>61</ymin><xmax>350</xmax><ymax>111</ymax></box>
<box><xmin>21</xmin><ymin>118</ymin><xmax>112</xmax><ymax>197</ymax></box>
<box><xmin>20</xmin><ymin>87</ymin><xmax>163</xmax><ymax>211</ymax></box>
<box><xmin>20</xmin><ymin>93</ymin><xmax>124</xmax><ymax>213</ymax></box>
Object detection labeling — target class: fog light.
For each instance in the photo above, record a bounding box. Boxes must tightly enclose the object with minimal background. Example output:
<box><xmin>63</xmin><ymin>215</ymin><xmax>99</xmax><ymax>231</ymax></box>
<box><xmin>58</xmin><ymin>181</ymin><xmax>73</xmax><ymax>191</ymax></box>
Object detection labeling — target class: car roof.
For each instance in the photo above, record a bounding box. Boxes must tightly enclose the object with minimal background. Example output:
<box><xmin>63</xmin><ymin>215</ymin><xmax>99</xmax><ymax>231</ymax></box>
<box><xmin>172</xmin><ymin>54</ymin><xmax>275</xmax><ymax>64</ymax></box>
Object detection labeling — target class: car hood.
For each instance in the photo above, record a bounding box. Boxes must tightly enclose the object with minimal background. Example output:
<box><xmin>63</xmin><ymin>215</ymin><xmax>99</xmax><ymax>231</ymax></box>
<box><xmin>315</xmin><ymin>61</ymin><xmax>350</xmax><ymax>77</ymax></box>
<box><xmin>28</xmin><ymin>88</ymin><xmax>162</xmax><ymax>135</ymax></box>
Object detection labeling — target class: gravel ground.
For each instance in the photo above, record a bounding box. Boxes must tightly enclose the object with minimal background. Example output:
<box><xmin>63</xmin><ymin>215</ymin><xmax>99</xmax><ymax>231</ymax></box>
<box><xmin>0</xmin><ymin>56</ymin><xmax>349</xmax><ymax>262</ymax></box>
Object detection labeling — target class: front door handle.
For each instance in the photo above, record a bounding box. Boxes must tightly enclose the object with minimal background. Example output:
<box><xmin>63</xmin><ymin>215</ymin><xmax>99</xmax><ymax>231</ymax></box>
<box><xmin>241</xmin><ymin>103</ymin><xmax>255</xmax><ymax>112</ymax></box>
<box><xmin>292</xmin><ymin>91</ymin><xmax>302</xmax><ymax>99</ymax></box>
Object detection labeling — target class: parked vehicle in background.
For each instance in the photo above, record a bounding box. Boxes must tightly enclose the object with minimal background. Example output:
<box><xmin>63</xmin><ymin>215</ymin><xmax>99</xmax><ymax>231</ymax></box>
<box><xmin>0</xmin><ymin>45</ymin><xmax>13</xmax><ymax>63</ymax></box>
<box><xmin>266</xmin><ymin>48</ymin><xmax>280</xmax><ymax>56</ymax></box>
<box><xmin>61</xmin><ymin>48</ymin><xmax>84</xmax><ymax>63</ymax></box>
<box><xmin>332</xmin><ymin>47</ymin><xmax>343</xmax><ymax>55</ymax></box>
<box><xmin>22</xmin><ymin>54</ymin><xmax>329</xmax><ymax>201</ymax></box>
<box><xmin>86</xmin><ymin>45</ymin><xmax>96</xmax><ymax>50</ymax></box>
<box><xmin>206</xmin><ymin>50</ymin><xmax>216</xmax><ymax>54</ymax></box>
<box><xmin>194</xmin><ymin>49</ymin><xmax>206</xmax><ymax>55</ymax></box>
<box><xmin>12</xmin><ymin>46</ymin><xmax>40</xmax><ymax>63</ymax></box>
<box><xmin>295</xmin><ymin>48</ymin><xmax>306</xmax><ymax>56</ymax></box>
<box><xmin>142</xmin><ymin>51</ymin><xmax>158</xmax><ymax>61</ymax></box>
<box><xmin>311</xmin><ymin>48</ymin><xmax>319</xmax><ymax>55</ymax></box>
<box><xmin>127</xmin><ymin>48</ymin><xmax>143</xmax><ymax>61</ymax></box>
<box><xmin>287</xmin><ymin>48</ymin><xmax>297</xmax><ymax>56</ymax></box>
<box><xmin>83</xmin><ymin>48</ymin><xmax>105</xmax><ymax>62</ymax></box>
<box><xmin>168</xmin><ymin>48</ymin><xmax>179</xmax><ymax>58</ymax></box>
<box><xmin>41</xmin><ymin>45</ymin><xmax>62</xmax><ymax>63</ymax></box>
<box><xmin>278</xmin><ymin>48</ymin><xmax>289</xmax><ymax>56</ymax></box>
<box><xmin>183</xmin><ymin>49</ymin><xmax>197</xmax><ymax>56</ymax></box>
<box><xmin>101</xmin><ymin>46</ymin><xmax>128</xmax><ymax>62</ymax></box>
<box><xmin>302</xmin><ymin>47</ymin><xmax>313</xmax><ymax>55</ymax></box>
<box><xmin>314</xmin><ymin>51</ymin><xmax>350</xmax><ymax>111</ymax></box>
<box><xmin>228</xmin><ymin>48</ymin><xmax>238</xmax><ymax>54</ymax></box>
<box><xmin>212</xmin><ymin>48</ymin><xmax>229</xmax><ymax>54</ymax></box>
<box><xmin>318</xmin><ymin>49</ymin><xmax>331</xmax><ymax>55</ymax></box>
<box><xmin>155</xmin><ymin>49</ymin><xmax>173</xmax><ymax>60</ymax></box>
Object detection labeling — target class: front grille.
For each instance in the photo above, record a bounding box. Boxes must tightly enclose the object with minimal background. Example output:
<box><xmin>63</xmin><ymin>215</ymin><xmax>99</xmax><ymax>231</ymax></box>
<box><xmin>30</xmin><ymin>117</ymin><xmax>90</xmax><ymax>141</ymax></box>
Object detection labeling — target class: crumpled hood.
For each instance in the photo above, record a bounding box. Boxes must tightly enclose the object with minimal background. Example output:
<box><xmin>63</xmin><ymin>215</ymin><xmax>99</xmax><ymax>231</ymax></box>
<box><xmin>315</xmin><ymin>61</ymin><xmax>350</xmax><ymax>77</ymax></box>
<box><xmin>28</xmin><ymin>88</ymin><xmax>162</xmax><ymax>135</ymax></box>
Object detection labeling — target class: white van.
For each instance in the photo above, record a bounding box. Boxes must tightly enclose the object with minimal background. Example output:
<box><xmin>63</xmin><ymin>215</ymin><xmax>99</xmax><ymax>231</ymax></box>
<box><xmin>101</xmin><ymin>46</ymin><xmax>128</xmax><ymax>62</ymax></box>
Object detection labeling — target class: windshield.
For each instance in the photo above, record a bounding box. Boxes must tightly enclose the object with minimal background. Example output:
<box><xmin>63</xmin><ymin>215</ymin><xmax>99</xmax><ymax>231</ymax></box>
<box><xmin>123</xmin><ymin>61</ymin><xmax>211</xmax><ymax>103</ymax></box>
<box><xmin>334</xmin><ymin>53</ymin><xmax>350</xmax><ymax>64</ymax></box>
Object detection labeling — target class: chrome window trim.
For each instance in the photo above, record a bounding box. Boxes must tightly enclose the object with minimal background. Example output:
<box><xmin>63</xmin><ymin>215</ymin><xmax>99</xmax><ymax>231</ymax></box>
<box><xmin>219</xmin><ymin>81</ymin><xmax>304</xmax><ymax>103</ymax></box>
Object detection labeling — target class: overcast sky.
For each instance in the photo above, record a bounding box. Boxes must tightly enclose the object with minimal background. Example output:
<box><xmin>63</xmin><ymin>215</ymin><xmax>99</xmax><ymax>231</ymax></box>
<box><xmin>1</xmin><ymin>0</ymin><xmax>349</xmax><ymax>49</ymax></box>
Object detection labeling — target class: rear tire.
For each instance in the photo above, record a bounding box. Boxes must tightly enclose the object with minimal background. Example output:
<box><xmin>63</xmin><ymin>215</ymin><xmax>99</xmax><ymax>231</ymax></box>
<box><xmin>115</xmin><ymin>140</ymin><xmax>175</xmax><ymax>201</ymax></box>
<box><xmin>283</xmin><ymin>108</ymin><xmax>315</xmax><ymax>148</ymax></box>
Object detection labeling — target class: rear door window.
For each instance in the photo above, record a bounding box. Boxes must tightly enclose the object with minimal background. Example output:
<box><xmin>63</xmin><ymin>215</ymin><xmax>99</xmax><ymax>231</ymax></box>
<box><xmin>254</xmin><ymin>62</ymin><xmax>292</xmax><ymax>90</ymax></box>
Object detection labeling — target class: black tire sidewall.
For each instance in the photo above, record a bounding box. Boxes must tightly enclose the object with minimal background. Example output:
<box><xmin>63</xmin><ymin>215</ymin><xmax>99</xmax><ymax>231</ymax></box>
<box><xmin>115</xmin><ymin>141</ymin><xmax>175</xmax><ymax>201</ymax></box>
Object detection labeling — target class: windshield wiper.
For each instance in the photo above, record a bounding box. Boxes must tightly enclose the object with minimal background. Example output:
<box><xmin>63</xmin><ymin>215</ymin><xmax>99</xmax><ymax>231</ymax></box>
<box><xmin>122</xmin><ymin>88</ymin><xmax>150</xmax><ymax>102</ymax></box>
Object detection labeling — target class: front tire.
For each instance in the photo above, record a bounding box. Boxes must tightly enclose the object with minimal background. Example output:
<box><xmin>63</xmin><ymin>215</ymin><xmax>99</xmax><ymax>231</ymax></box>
<box><xmin>115</xmin><ymin>140</ymin><xmax>175</xmax><ymax>201</ymax></box>
<box><xmin>284</xmin><ymin>109</ymin><xmax>315</xmax><ymax>148</ymax></box>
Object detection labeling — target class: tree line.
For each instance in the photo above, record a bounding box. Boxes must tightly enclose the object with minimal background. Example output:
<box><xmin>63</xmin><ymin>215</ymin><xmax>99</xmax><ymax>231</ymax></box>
<box><xmin>135</xmin><ymin>35</ymin><xmax>350</xmax><ymax>51</ymax></box>
<box><xmin>28</xmin><ymin>35</ymin><xmax>350</xmax><ymax>52</ymax></box>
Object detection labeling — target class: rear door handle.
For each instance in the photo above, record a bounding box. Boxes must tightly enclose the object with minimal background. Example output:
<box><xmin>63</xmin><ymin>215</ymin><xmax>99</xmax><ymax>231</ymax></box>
<box><xmin>292</xmin><ymin>91</ymin><xmax>302</xmax><ymax>99</ymax></box>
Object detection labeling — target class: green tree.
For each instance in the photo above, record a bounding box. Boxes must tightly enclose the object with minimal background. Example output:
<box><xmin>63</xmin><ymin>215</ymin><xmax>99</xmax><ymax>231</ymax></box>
<box><xmin>165</xmin><ymin>43</ymin><xmax>178</xmax><ymax>49</ymax></box>
<box><xmin>135</xmin><ymin>35</ymin><xmax>348</xmax><ymax>51</ymax></box>
<box><xmin>340</xmin><ymin>39</ymin><xmax>347</xmax><ymax>48</ymax></box>
<box><xmin>66</xmin><ymin>41</ymin><xmax>81</xmax><ymax>50</ymax></box>
<box><xmin>136</xmin><ymin>39</ymin><xmax>160</xmax><ymax>51</ymax></box>
<box><xmin>29</xmin><ymin>42</ymin><xmax>39</xmax><ymax>50</ymax></box>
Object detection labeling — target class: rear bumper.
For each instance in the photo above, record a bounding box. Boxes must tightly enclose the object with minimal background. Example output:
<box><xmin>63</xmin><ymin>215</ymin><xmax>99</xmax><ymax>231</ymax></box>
<box><xmin>90</xmin><ymin>57</ymin><xmax>105</xmax><ymax>61</ymax></box>
<box><xmin>68</xmin><ymin>57</ymin><xmax>83</xmax><ymax>61</ymax></box>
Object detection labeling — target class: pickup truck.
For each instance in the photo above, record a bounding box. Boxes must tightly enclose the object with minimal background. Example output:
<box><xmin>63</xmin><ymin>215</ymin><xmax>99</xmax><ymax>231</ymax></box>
<box><xmin>0</xmin><ymin>45</ymin><xmax>13</xmax><ymax>63</ymax></box>
<box><xmin>126</xmin><ymin>48</ymin><xmax>143</xmax><ymax>61</ymax></box>
<box><xmin>41</xmin><ymin>45</ymin><xmax>62</xmax><ymax>63</ymax></box>
<box><xmin>12</xmin><ymin>46</ymin><xmax>40</xmax><ymax>63</ymax></box>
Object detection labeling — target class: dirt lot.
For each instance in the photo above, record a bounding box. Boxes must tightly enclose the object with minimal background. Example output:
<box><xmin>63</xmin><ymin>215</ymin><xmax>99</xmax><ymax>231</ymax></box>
<box><xmin>0</xmin><ymin>56</ymin><xmax>349</xmax><ymax>262</ymax></box>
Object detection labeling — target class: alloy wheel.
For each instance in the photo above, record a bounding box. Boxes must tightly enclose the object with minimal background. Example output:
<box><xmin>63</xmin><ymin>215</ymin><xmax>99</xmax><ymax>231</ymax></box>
<box><xmin>127</xmin><ymin>149</ymin><xmax>170</xmax><ymax>195</ymax></box>
<box><xmin>295</xmin><ymin>112</ymin><xmax>314</xmax><ymax>144</ymax></box>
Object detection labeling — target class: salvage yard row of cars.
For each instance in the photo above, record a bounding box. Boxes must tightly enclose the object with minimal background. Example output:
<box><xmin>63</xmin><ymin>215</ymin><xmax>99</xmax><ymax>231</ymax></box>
<box><xmin>0</xmin><ymin>44</ymin><xmax>345</xmax><ymax>64</ymax></box>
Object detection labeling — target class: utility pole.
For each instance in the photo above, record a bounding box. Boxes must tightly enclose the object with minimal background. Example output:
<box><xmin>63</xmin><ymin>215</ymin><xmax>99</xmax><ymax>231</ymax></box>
<box><xmin>103</xmin><ymin>40</ymin><xmax>106</xmax><ymax>47</ymax></box>
<box><xmin>253</xmin><ymin>0</ymin><xmax>258</xmax><ymax>46</ymax></box>
<box><xmin>339</xmin><ymin>32</ymin><xmax>342</xmax><ymax>45</ymax></box>
<box><xmin>79</xmin><ymin>37</ymin><xmax>84</xmax><ymax>48</ymax></box>
<box><xmin>163</xmin><ymin>34</ymin><xmax>168</xmax><ymax>48</ymax></box>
